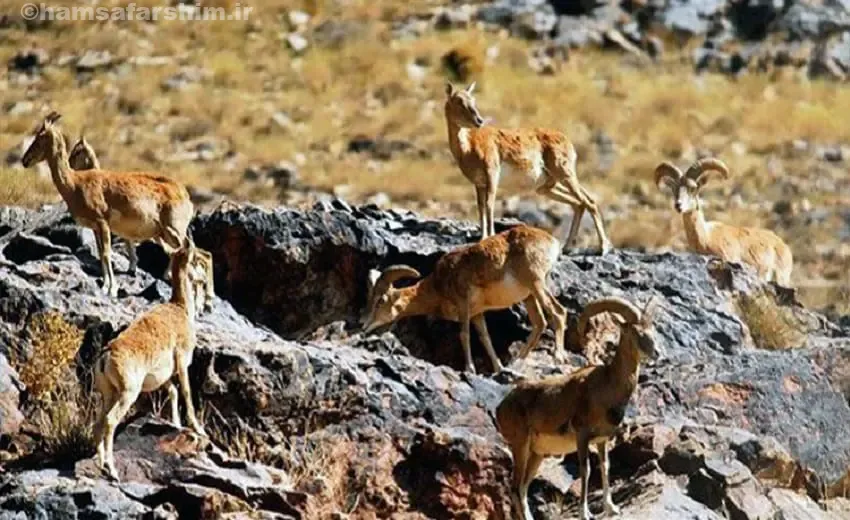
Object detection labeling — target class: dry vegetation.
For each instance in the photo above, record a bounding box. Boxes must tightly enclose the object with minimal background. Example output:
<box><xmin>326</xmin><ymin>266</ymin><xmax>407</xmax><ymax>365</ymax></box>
<box><xmin>202</xmin><ymin>403</ymin><xmax>361</xmax><ymax>517</ymax></box>
<box><xmin>9</xmin><ymin>312</ymin><xmax>96</xmax><ymax>464</ymax></box>
<box><xmin>735</xmin><ymin>291</ymin><xmax>807</xmax><ymax>350</ymax></box>
<box><xmin>0</xmin><ymin>0</ymin><xmax>848</xmax><ymax>311</ymax></box>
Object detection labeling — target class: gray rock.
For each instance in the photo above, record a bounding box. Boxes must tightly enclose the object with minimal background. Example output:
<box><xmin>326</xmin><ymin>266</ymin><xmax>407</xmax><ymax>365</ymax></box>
<box><xmin>0</xmin><ymin>205</ymin><xmax>848</xmax><ymax>518</ymax></box>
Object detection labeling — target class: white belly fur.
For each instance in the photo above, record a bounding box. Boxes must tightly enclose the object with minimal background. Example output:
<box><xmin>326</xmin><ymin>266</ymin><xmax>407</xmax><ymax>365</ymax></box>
<box><xmin>532</xmin><ymin>432</ymin><xmax>610</xmax><ymax>456</ymax></box>
<box><xmin>469</xmin><ymin>272</ymin><xmax>530</xmax><ymax>311</ymax></box>
<box><xmin>501</xmin><ymin>154</ymin><xmax>545</xmax><ymax>191</ymax></box>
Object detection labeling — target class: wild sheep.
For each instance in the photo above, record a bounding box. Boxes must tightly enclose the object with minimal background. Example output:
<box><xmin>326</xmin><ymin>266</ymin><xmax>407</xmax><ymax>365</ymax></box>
<box><xmin>93</xmin><ymin>240</ymin><xmax>206</xmax><ymax>480</ymax></box>
<box><xmin>654</xmin><ymin>157</ymin><xmax>793</xmax><ymax>286</ymax></box>
<box><xmin>362</xmin><ymin>224</ymin><xmax>567</xmax><ymax>374</ymax></box>
<box><xmin>21</xmin><ymin>112</ymin><xmax>194</xmax><ymax>297</ymax></box>
<box><xmin>67</xmin><ymin>134</ymin><xmax>214</xmax><ymax>312</ymax></box>
<box><xmin>445</xmin><ymin>82</ymin><xmax>612</xmax><ymax>255</ymax></box>
<box><xmin>496</xmin><ymin>297</ymin><xmax>662</xmax><ymax>520</ymax></box>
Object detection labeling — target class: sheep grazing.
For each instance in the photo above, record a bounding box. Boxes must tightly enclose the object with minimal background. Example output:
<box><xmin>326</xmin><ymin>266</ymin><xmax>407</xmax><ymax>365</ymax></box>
<box><xmin>445</xmin><ymin>82</ymin><xmax>612</xmax><ymax>255</ymax></box>
<box><xmin>67</xmin><ymin>133</ymin><xmax>215</xmax><ymax>314</ymax></box>
<box><xmin>93</xmin><ymin>240</ymin><xmax>206</xmax><ymax>480</ymax></box>
<box><xmin>21</xmin><ymin>112</ymin><xmax>193</xmax><ymax>297</ymax></box>
<box><xmin>496</xmin><ymin>297</ymin><xmax>663</xmax><ymax>520</ymax></box>
<box><xmin>362</xmin><ymin>224</ymin><xmax>567</xmax><ymax>375</ymax></box>
<box><xmin>654</xmin><ymin>157</ymin><xmax>793</xmax><ymax>286</ymax></box>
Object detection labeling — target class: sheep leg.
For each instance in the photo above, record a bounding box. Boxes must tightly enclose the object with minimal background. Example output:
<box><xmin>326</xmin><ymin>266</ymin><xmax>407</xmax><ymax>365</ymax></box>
<box><xmin>199</xmin><ymin>250</ymin><xmax>214</xmax><ymax>311</ymax></box>
<box><xmin>166</xmin><ymin>382</ymin><xmax>181</xmax><ymax>428</ymax></box>
<box><xmin>125</xmin><ymin>241</ymin><xmax>137</xmax><ymax>274</ymax></box>
<box><xmin>176</xmin><ymin>352</ymin><xmax>206</xmax><ymax>436</ymax></box>
<box><xmin>597</xmin><ymin>440</ymin><xmax>620</xmax><ymax>516</ymax></box>
<box><xmin>475</xmin><ymin>185</ymin><xmax>488</xmax><ymax>240</ymax></box>
<box><xmin>459</xmin><ymin>299</ymin><xmax>476</xmax><ymax>374</ymax></box>
<box><xmin>510</xmin><ymin>438</ymin><xmax>534</xmax><ymax>520</ymax></box>
<box><xmin>517</xmin><ymin>295</ymin><xmax>546</xmax><ymax>359</ymax></box>
<box><xmin>552</xmin><ymin>184</ymin><xmax>587</xmax><ymax>248</ymax></box>
<box><xmin>578</xmin><ymin>431</ymin><xmax>594</xmax><ymax>520</ymax></box>
<box><xmin>95</xmin><ymin>220</ymin><xmax>117</xmax><ymax>297</ymax></box>
<box><xmin>538</xmin><ymin>183</ymin><xmax>583</xmax><ymax>247</ymax></box>
<box><xmin>561</xmin><ymin>177</ymin><xmax>612</xmax><ymax>255</ymax></box>
<box><xmin>94</xmin><ymin>383</ymin><xmax>116</xmax><ymax>471</ymax></box>
<box><xmin>103</xmin><ymin>386</ymin><xmax>140</xmax><ymax>480</ymax></box>
<box><xmin>530</xmin><ymin>281</ymin><xmax>567</xmax><ymax>361</ymax></box>
<box><xmin>485</xmin><ymin>182</ymin><xmax>497</xmax><ymax>237</ymax></box>
<box><xmin>472</xmin><ymin>314</ymin><xmax>504</xmax><ymax>373</ymax></box>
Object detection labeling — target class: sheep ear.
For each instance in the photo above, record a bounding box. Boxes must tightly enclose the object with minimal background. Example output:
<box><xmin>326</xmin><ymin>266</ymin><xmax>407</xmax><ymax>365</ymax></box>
<box><xmin>368</xmin><ymin>269</ymin><xmax>382</xmax><ymax>288</ymax></box>
<box><xmin>445</xmin><ymin>82</ymin><xmax>456</xmax><ymax>96</ymax></box>
<box><xmin>466</xmin><ymin>81</ymin><xmax>476</xmax><ymax>94</ymax></box>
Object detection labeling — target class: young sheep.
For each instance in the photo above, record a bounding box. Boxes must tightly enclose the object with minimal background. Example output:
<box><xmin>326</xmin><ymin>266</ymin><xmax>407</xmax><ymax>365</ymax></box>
<box><xmin>69</xmin><ymin>135</ymin><xmax>100</xmax><ymax>170</ymax></box>
<box><xmin>654</xmin><ymin>157</ymin><xmax>793</xmax><ymax>286</ymax></box>
<box><xmin>496</xmin><ymin>297</ymin><xmax>662</xmax><ymax>520</ymax></box>
<box><xmin>21</xmin><ymin>112</ymin><xmax>194</xmax><ymax>297</ymax></box>
<box><xmin>445</xmin><ymin>82</ymin><xmax>612</xmax><ymax>255</ymax></box>
<box><xmin>362</xmin><ymin>224</ymin><xmax>567</xmax><ymax>375</ymax></box>
<box><xmin>93</xmin><ymin>240</ymin><xmax>206</xmax><ymax>480</ymax></box>
<box><xmin>67</xmin><ymin>134</ymin><xmax>215</xmax><ymax>313</ymax></box>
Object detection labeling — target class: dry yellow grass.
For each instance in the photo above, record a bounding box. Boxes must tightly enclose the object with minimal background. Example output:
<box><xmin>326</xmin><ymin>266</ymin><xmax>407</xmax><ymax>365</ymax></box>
<box><xmin>9</xmin><ymin>312</ymin><xmax>96</xmax><ymax>463</ymax></box>
<box><xmin>735</xmin><ymin>292</ymin><xmax>807</xmax><ymax>350</ymax></box>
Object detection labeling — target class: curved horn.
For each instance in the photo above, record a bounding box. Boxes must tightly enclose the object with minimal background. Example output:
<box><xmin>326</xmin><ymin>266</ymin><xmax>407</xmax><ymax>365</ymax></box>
<box><xmin>44</xmin><ymin>111</ymin><xmax>61</xmax><ymax>125</ymax></box>
<box><xmin>654</xmin><ymin>162</ymin><xmax>683</xmax><ymax>190</ymax></box>
<box><xmin>576</xmin><ymin>297</ymin><xmax>642</xmax><ymax>341</ymax></box>
<box><xmin>368</xmin><ymin>265</ymin><xmax>421</xmax><ymax>305</ymax></box>
<box><xmin>685</xmin><ymin>157</ymin><xmax>729</xmax><ymax>187</ymax></box>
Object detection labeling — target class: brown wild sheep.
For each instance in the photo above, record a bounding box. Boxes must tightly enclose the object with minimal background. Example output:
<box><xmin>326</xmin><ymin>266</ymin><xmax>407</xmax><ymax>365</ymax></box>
<box><xmin>496</xmin><ymin>297</ymin><xmax>663</xmax><ymax>520</ymax></box>
<box><xmin>21</xmin><ymin>112</ymin><xmax>194</xmax><ymax>297</ymax></box>
<box><xmin>655</xmin><ymin>157</ymin><xmax>793</xmax><ymax>286</ymax></box>
<box><xmin>93</xmin><ymin>240</ymin><xmax>205</xmax><ymax>480</ymax></box>
<box><xmin>445</xmin><ymin>82</ymin><xmax>612</xmax><ymax>254</ymax></box>
<box><xmin>362</xmin><ymin>224</ymin><xmax>567</xmax><ymax>375</ymax></box>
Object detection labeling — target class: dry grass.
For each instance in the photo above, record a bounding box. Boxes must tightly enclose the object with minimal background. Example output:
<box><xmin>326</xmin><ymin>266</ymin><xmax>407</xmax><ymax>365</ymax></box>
<box><xmin>202</xmin><ymin>403</ymin><xmax>361</xmax><ymax>517</ymax></box>
<box><xmin>9</xmin><ymin>312</ymin><xmax>97</xmax><ymax>464</ymax></box>
<box><xmin>735</xmin><ymin>291</ymin><xmax>807</xmax><ymax>350</ymax></box>
<box><xmin>0</xmin><ymin>168</ymin><xmax>58</xmax><ymax>207</ymax></box>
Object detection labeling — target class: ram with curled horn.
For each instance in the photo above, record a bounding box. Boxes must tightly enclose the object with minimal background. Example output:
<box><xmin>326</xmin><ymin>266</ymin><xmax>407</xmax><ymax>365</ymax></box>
<box><xmin>654</xmin><ymin>157</ymin><xmax>793</xmax><ymax>286</ymax></box>
<box><xmin>362</xmin><ymin>225</ymin><xmax>568</xmax><ymax>375</ymax></box>
<box><xmin>495</xmin><ymin>296</ymin><xmax>664</xmax><ymax>520</ymax></box>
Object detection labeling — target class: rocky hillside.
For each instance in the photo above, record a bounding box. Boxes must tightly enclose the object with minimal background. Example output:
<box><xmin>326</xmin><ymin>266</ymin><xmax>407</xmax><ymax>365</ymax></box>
<box><xmin>0</xmin><ymin>202</ymin><xmax>849</xmax><ymax>518</ymax></box>
<box><xmin>2</xmin><ymin>0</ymin><xmax>850</xmax><ymax>315</ymax></box>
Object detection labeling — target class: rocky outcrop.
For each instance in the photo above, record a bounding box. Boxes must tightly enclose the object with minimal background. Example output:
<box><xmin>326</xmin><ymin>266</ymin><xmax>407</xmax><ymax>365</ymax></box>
<box><xmin>0</xmin><ymin>203</ymin><xmax>848</xmax><ymax>518</ymax></box>
<box><xmin>428</xmin><ymin>0</ymin><xmax>850</xmax><ymax>79</ymax></box>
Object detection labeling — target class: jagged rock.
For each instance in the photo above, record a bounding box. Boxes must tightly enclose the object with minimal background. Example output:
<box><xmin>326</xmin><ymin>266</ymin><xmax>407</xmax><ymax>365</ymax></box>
<box><xmin>477</xmin><ymin>0</ymin><xmax>558</xmax><ymax>39</ymax></box>
<box><xmin>2</xmin><ymin>232</ymin><xmax>71</xmax><ymax>264</ymax></box>
<box><xmin>0</xmin><ymin>205</ymin><xmax>848</xmax><ymax>519</ymax></box>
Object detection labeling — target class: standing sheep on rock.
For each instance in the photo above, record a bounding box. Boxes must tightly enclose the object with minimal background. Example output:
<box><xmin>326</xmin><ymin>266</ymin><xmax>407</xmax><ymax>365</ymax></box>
<box><xmin>93</xmin><ymin>240</ymin><xmax>206</xmax><ymax>480</ymax></box>
<box><xmin>68</xmin><ymin>134</ymin><xmax>215</xmax><ymax>313</ymax></box>
<box><xmin>654</xmin><ymin>157</ymin><xmax>793</xmax><ymax>286</ymax></box>
<box><xmin>496</xmin><ymin>297</ymin><xmax>663</xmax><ymax>520</ymax></box>
<box><xmin>21</xmin><ymin>112</ymin><xmax>194</xmax><ymax>297</ymax></box>
<box><xmin>362</xmin><ymin>224</ymin><xmax>568</xmax><ymax>374</ymax></box>
<box><xmin>444</xmin><ymin>82</ymin><xmax>612</xmax><ymax>254</ymax></box>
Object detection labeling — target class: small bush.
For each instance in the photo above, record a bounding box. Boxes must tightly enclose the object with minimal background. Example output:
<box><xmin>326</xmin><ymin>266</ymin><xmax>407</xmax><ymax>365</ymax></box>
<box><xmin>11</xmin><ymin>312</ymin><xmax>97</xmax><ymax>464</ymax></box>
<box><xmin>202</xmin><ymin>403</ymin><xmax>360</xmax><ymax>516</ymax></box>
<box><xmin>735</xmin><ymin>291</ymin><xmax>806</xmax><ymax>350</ymax></box>
<box><xmin>13</xmin><ymin>312</ymin><xmax>84</xmax><ymax>399</ymax></box>
<box><xmin>442</xmin><ymin>41</ymin><xmax>485</xmax><ymax>86</ymax></box>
